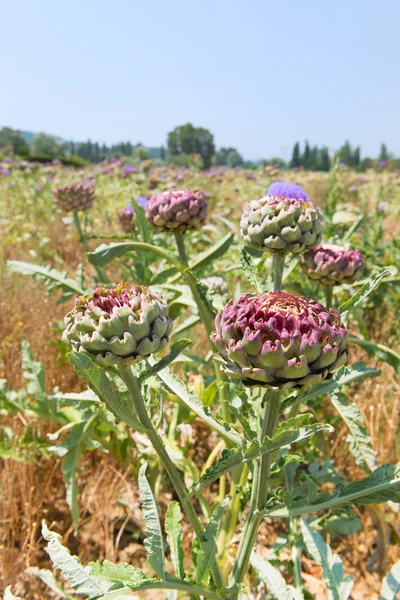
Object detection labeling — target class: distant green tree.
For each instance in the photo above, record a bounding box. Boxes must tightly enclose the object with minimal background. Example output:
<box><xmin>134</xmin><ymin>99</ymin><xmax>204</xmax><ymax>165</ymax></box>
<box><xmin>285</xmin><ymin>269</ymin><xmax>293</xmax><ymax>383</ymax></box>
<box><xmin>167</xmin><ymin>123</ymin><xmax>215</xmax><ymax>168</ymax></box>
<box><xmin>338</xmin><ymin>140</ymin><xmax>353</xmax><ymax>165</ymax></box>
<box><xmin>379</xmin><ymin>143</ymin><xmax>389</xmax><ymax>161</ymax></box>
<box><xmin>160</xmin><ymin>146</ymin><xmax>166</xmax><ymax>161</ymax></box>
<box><xmin>353</xmin><ymin>146</ymin><xmax>360</xmax><ymax>166</ymax></box>
<box><xmin>32</xmin><ymin>132</ymin><xmax>66</xmax><ymax>157</ymax></box>
<box><xmin>132</xmin><ymin>144</ymin><xmax>151</xmax><ymax>162</ymax></box>
<box><xmin>302</xmin><ymin>141</ymin><xmax>311</xmax><ymax>168</ymax></box>
<box><xmin>0</xmin><ymin>127</ymin><xmax>30</xmax><ymax>155</ymax></box>
<box><xmin>319</xmin><ymin>147</ymin><xmax>331</xmax><ymax>171</ymax></box>
<box><xmin>214</xmin><ymin>147</ymin><xmax>243</xmax><ymax>167</ymax></box>
<box><xmin>290</xmin><ymin>142</ymin><xmax>301</xmax><ymax>168</ymax></box>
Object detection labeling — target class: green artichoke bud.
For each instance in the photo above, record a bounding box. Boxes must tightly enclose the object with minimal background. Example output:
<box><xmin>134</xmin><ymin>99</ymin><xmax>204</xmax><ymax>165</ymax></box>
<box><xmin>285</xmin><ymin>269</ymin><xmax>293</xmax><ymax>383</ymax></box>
<box><xmin>211</xmin><ymin>291</ymin><xmax>348</xmax><ymax>389</ymax></box>
<box><xmin>63</xmin><ymin>283</ymin><xmax>172</xmax><ymax>366</ymax></box>
<box><xmin>240</xmin><ymin>196</ymin><xmax>323</xmax><ymax>255</ymax></box>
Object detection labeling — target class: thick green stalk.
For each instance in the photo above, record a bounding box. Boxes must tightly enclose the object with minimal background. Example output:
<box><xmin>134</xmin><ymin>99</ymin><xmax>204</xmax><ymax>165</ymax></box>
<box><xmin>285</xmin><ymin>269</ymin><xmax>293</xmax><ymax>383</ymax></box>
<box><xmin>228</xmin><ymin>390</ymin><xmax>281</xmax><ymax>593</ymax></box>
<box><xmin>325</xmin><ymin>283</ymin><xmax>333</xmax><ymax>309</ymax></box>
<box><xmin>118</xmin><ymin>363</ymin><xmax>225</xmax><ymax>593</ymax></box>
<box><xmin>73</xmin><ymin>211</ymin><xmax>110</xmax><ymax>284</ymax></box>
<box><xmin>272</xmin><ymin>254</ymin><xmax>285</xmax><ymax>291</ymax></box>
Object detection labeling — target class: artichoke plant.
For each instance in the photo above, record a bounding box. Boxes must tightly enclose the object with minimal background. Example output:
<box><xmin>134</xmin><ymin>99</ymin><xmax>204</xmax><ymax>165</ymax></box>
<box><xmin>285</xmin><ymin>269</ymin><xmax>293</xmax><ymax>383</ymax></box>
<box><xmin>145</xmin><ymin>189</ymin><xmax>208</xmax><ymax>233</ymax></box>
<box><xmin>53</xmin><ymin>183</ymin><xmax>95</xmax><ymax>212</ymax></box>
<box><xmin>267</xmin><ymin>181</ymin><xmax>309</xmax><ymax>202</ymax></box>
<box><xmin>240</xmin><ymin>195</ymin><xmax>323</xmax><ymax>255</ymax></box>
<box><xmin>117</xmin><ymin>203</ymin><xmax>135</xmax><ymax>233</ymax></box>
<box><xmin>211</xmin><ymin>291</ymin><xmax>348</xmax><ymax>389</ymax></box>
<box><xmin>302</xmin><ymin>244</ymin><xmax>366</xmax><ymax>285</ymax></box>
<box><xmin>63</xmin><ymin>283</ymin><xmax>172</xmax><ymax>366</ymax></box>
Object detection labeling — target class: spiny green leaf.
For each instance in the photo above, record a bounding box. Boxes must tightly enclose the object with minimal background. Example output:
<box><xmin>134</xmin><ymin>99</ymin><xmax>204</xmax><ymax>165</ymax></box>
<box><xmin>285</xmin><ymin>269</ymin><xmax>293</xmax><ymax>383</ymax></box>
<box><xmin>301</xmin><ymin>518</ymin><xmax>353</xmax><ymax>600</ymax></box>
<box><xmin>184</xmin><ymin>268</ymin><xmax>217</xmax><ymax>318</ymax></box>
<box><xmin>89</xmin><ymin>559</ymin><xmax>149</xmax><ymax>585</ymax></box>
<box><xmin>196</xmin><ymin>497</ymin><xmax>230</xmax><ymax>586</ymax></box>
<box><xmin>8</xmin><ymin>260</ymin><xmax>86</xmax><ymax>297</ymax></box>
<box><xmin>238</xmin><ymin>244</ymin><xmax>264</xmax><ymax>294</ymax></box>
<box><xmin>165</xmin><ymin>502</ymin><xmax>185</xmax><ymax>580</ymax></box>
<box><xmin>138</xmin><ymin>340</ymin><xmax>192</xmax><ymax>382</ymax></box>
<box><xmin>42</xmin><ymin>522</ymin><xmax>110</xmax><ymax>597</ymax></box>
<box><xmin>330</xmin><ymin>392</ymin><xmax>377</xmax><ymax>472</ymax></box>
<box><xmin>283</xmin><ymin>362</ymin><xmax>380</xmax><ymax>409</ymax></box>
<box><xmin>26</xmin><ymin>567</ymin><xmax>71</xmax><ymax>599</ymax></box>
<box><xmin>264</xmin><ymin>462</ymin><xmax>400</xmax><ymax>518</ymax></box>
<box><xmin>86</xmin><ymin>242</ymin><xmax>180</xmax><ymax>268</ymax></box>
<box><xmin>382</xmin><ymin>558</ymin><xmax>400</xmax><ymax>600</ymax></box>
<box><xmin>348</xmin><ymin>336</ymin><xmax>400</xmax><ymax>375</ymax></box>
<box><xmin>250</xmin><ymin>552</ymin><xmax>295</xmax><ymax>600</ymax></box>
<box><xmin>188</xmin><ymin>423</ymin><xmax>333</xmax><ymax>496</ymax></box>
<box><xmin>138</xmin><ymin>463</ymin><xmax>165</xmax><ymax>579</ymax></box>
<box><xmin>21</xmin><ymin>340</ymin><xmax>46</xmax><ymax>397</ymax></box>
<box><xmin>339</xmin><ymin>266</ymin><xmax>397</xmax><ymax>317</ymax></box>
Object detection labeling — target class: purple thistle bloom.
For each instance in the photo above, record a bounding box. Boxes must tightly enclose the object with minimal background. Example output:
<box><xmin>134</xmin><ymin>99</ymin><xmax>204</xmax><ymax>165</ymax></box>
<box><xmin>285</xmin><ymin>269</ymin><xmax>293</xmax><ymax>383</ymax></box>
<box><xmin>378</xmin><ymin>160</ymin><xmax>388</xmax><ymax>167</ymax></box>
<box><xmin>8</xmin><ymin>183</ymin><xmax>13</xmax><ymax>189</ymax></box>
<box><xmin>273</xmin><ymin>162</ymin><xmax>281</xmax><ymax>169</ymax></box>
<box><xmin>338</xmin><ymin>162</ymin><xmax>346</xmax><ymax>167</ymax></box>
<box><xmin>4</xmin><ymin>158</ymin><xmax>11</xmax><ymax>163</ymax></box>
<box><xmin>52</xmin><ymin>158</ymin><xmax>61</xmax><ymax>164</ymax></box>
<box><xmin>134</xmin><ymin>196</ymin><xmax>148</xmax><ymax>209</ymax></box>
<box><xmin>1</xmin><ymin>168</ymin><xmax>10</xmax><ymax>176</ymax></box>
<box><xmin>378</xmin><ymin>203</ymin><xmax>385</xmax><ymax>212</ymax></box>
<box><xmin>348</xmin><ymin>185</ymin><xmax>358</xmax><ymax>191</ymax></box>
<box><xmin>123</xmin><ymin>165</ymin><xmax>136</xmax><ymax>174</ymax></box>
<box><xmin>34</xmin><ymin>185</ymin><xmax>42</xmax><ymax>191</ymax></box>
<box><xmin>267</xmin><ymin>181</ymin><xmax>310</xmax><ymax>202</ymax></box>
<box><xmin>359</xmin><ymin>177</ymin><xmax>368</xmax><ymax>183</ymax></box>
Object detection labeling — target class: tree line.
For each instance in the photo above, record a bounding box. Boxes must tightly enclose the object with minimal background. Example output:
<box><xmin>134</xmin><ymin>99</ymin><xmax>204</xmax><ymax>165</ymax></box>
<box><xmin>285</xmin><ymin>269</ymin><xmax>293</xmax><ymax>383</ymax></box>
<box><xmin>0</xmin><ymin>125</ymin><xmax>396</xmax><ymax>171</ymax></box>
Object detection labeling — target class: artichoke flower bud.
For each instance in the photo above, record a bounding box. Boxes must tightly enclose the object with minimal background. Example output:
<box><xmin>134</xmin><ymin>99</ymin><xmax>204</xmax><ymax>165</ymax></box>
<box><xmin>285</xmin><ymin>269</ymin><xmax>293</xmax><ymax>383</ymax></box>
<box><xmin>117</xmin><ymin>203</ymin><xmax>135</xmax><ymax>233</ymax></box>
<box><xmin>53</xmin><ymin>183</ymin><xmax>95</xmax><ymax>212</ymax></box>
<box><xmin>267</xmin><ymin>181</ymin><xmax>310</xmax><ymax>202</ymax></box>
<box><xmin>301</xmin><ymin>244</ymin><xmax>366</xmax><ymax>285</ymax></box>
<box><xmin>240</xmin><ymin>195</ymin><xmax>323</xmax><ymax>255</ymax></box>
<box><xmin>63</xmin><ymin>283</ymin><xmax>173</xmax><ymax>366</ymax></box>
<box><xmin>145</xmin><ymin>189</ymin><xmax>208</xmax><ymax>233</ymax></box>
<box><xmin>200</xmin><ymin>276</ymin><xmax>228</xmax><ymax>297</ymax></box>
<box><xmin>211</xmin><ymin>291</ymin><xmax>348</xmax><ymax>389</ymax></box>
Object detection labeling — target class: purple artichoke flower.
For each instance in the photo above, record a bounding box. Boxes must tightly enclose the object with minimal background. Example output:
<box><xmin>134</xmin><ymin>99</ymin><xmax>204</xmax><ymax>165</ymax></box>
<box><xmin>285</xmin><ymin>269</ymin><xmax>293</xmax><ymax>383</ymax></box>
<box><xmin>117</xmin><ymin>203</ymin><xmax>135</xmax><ymax>233</ymax></box>
<box><xmin>267</xmin><ymin>181</ymin><xmax>309</xmax><ymax>202</ymax></box>
<box><xmin>63</xmin><ymin>282</ymin><xmax>172</xmax><ymax>367</ymax></box>
<box><xmin>348</xmin><ymin>185</ymin><xmax>358</xmax><ymax>191</ymax></box>
<box><xmin>135</xmin><ymin>196</ymin><xmax>148</xmax><ymax>209</ymax></box>
<box><xmin>301</xmin><ymin>244</ymin><xmax>365</xmax><ymax>285</ymax></box>
<box><xmin>211</xmin><ymin>291</ymin><xmax>348</xmax><ymax>389</ymax></box>
<box><xmin>146</xmin><ymin>189</ymin><xmax>208</xmax><ymax>233</ymax></box>
<box><xmin>240</xmin><ymin>195</ymin><xmax>323</xmax><ymax>255</ymax></box>
<box><xmin>53</xmin><ymin>183</ymin><xmax>95</xmax><ymax>212</ymax></box>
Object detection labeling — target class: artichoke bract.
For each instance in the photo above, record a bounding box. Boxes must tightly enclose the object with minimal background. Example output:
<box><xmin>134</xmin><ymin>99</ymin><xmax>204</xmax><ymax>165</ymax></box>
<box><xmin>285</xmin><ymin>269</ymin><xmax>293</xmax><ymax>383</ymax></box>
<box><xmin>211</xmin><ymin>291</ymin><xmax>348</xmax><ymax>389</ymax></box>
<box><xmin>302</xmin><ymin>244</ymin><xmax>366</xmax><ymax>285</ymax></box>
<box><xmin>240</xmin><ymin>196</ymin><xmax>323</xmax><ymax>255</ymax></box>
<box><xmin>53</xmin><ymin>183</ymin><xmax>95</xmax><ymax>212</ymax></box>
<box><xmin>63</xmin><ymin>283</ymin><xmax>172</xmax><ymax>366</ymax></box>
<box><xmin>267</xmin><ymin>181</ymin><xmax>310</xmax><ymax>202</ymax></box>
<box><xmin>145</xmin><ymin>189</ymin><xmax>208</xmax><ymax>233</ymax></box>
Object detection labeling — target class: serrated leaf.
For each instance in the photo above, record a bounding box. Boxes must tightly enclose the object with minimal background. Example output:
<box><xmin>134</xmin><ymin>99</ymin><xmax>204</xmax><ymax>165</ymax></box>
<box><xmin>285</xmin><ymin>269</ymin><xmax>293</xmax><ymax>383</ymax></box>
<box><xmin>58</xmin><ymin>414</ymin><xmax>98</xmax><ymax>529</ymax></box>
<box><xmin>8</xmin><ymin>260</ymin><xmax>85</xmax><ymax>297</ymax></box>
<box><xmin>67</xmin><ymin>352</ymin><xmax>144</xmax><ymax>431</ymax></box>
<box><xmin>301</xmin><ymin>518</ymin><xmax>353</xmax><ymax>600</ymax></box>
<box><xmin>264</xmin><ymin>462</ymin><xmax>400</xmax><ymax>518</ymax></box>
<box><xmin>42</xmin><ymin>522</ymin><xmax>110</xmax><ymax>596</ymax></box>
<box><xmin>196</xmin><ymin>497</ymin><xmax>230</xmax><ymax>586</ymax></box>
<box><xmin>330</xmin><ymin>392</ymin><xmax>377</xmax><ymax>472</ymax></box>
<box><xmin>184</xmin><ymin>268</ymin><xmax>217</xmax><ymax>318</ymax></box>
<box><xmin>87</xmin><ymin>242</ymin><xmax>180</xmax><ymax>268</ymax></box>
<box><xmin>21</xmin><ymin>340</ymin><xmax>46</xmax><ymax>397</ymax></box>
<box><xmin>283</xmin><ymin>362</ymin><xmax>380</xmax><ymax>409</ymax></box>
<box><xmin>348</xmin><ymin>336</ymin><xmax>400</xmax><ymax>375</ymax></box>
<box><xmin>339</xmin><ymin>266</ymin><xmax>397</xmax><ymax>317</ymax></box>
<box><xmin>147</xmin><ymin>358</ymin><xmax>241</xmax><ymax>446</ymax></box>
<box><xmin>89</xmin><ymin>559</ymin><xmax>148</xmax><ymax>585</ymax></box>
<box><xmin>138</xmin><ymin>463</ymin><xmax>165</xmax><ymax>579</ymax></box>
<box><xmin>26</xmin><ymin>567</ymin><xmax>70</xmax><ymax>599</ymax></box>
<box><xmin>250</xmin><ymin>551</ymin><xmax>295</xmax><ymax>600</ymax></box>
<box><xmin>382</xmin><ymin>558</ymin><xmax>400</xmax><ymax>600</ymax></box>
<box><xmin>238</xmin><ymin>245</ymin><xmax>264</xmax><ymax>293</ymax></box>
<box><xmin>165</xmin><ymin>502</ymin><xmax>185</xmax><ymax>580</ymax></box>
<box><xmin>138</xmin><ymin>340</ymin><xmax>192</xmax><ymax>382</ymax></box>
<box><xmin>188</xmin><ymin>423</ymin><xmax>333</xmax><ymax>496</ymax></box>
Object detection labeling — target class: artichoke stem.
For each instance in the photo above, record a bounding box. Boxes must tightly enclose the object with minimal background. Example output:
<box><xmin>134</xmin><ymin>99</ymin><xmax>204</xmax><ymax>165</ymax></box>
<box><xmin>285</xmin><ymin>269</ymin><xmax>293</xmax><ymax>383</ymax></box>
<box><xmin>272</xmin><ymin>254</ymin><xmax>285</xmax><ymax>291</ymax></box>
<box><xmin>117</xmin><ymin>362</ymin><xmax>226</xmax><ymax>592</ymax></box>
<box><xmin>325</xmin><ymin>283</ymin><xmax>333</xmax><ymax>309</ymax></box>
<box><xmin>73</xmin><ymin>211</ymin><xmax>110</xmax><ymax>284</ymax></box>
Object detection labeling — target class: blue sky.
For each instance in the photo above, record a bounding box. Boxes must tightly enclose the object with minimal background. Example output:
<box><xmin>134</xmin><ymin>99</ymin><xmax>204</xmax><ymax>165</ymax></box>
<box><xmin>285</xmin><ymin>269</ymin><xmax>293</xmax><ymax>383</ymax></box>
<box><xmin>2</xmin><ymin>0</ymin><xmax>399</xmax><ymax>160</ymax></box>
